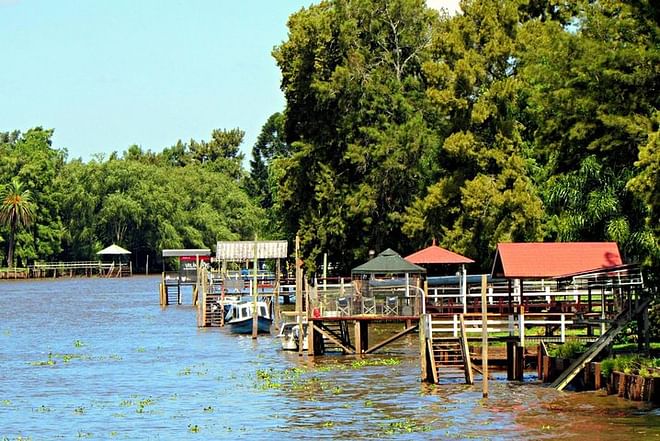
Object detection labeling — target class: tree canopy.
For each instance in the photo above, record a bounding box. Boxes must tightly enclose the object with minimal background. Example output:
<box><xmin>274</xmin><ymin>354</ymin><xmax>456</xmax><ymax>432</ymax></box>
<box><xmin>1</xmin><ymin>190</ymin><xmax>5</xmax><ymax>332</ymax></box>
<box><xmin>0</xmin><ymin>0</ymin><xmax>658</xmax><ymax>277</ymax></box>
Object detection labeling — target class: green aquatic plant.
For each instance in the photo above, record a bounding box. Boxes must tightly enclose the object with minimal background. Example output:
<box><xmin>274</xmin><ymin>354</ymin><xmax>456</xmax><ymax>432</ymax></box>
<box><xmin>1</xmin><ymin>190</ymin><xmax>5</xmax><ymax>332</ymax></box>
<box><xmin>30</xmin><ymin>353</ymin><xmax>56</xmax><ymax>366</ymax></box>
<box><xmin>74</xmin><ymin>406</ymin><xmax>86</xmax><ymax>414</ymax></box>
<box><xmin>188</xmin><ymin>424</ymin><xmax>200</xmax><ymax>433</ymax></box>
<box><xmin>351</xmin><ymin>357</ymin><xmax>401</xmax><ymax>369</ymax></box>
<box><xmin>33</xmin><ymin>405</ymin><xmax>52</xmax><ymax>413</ymax></box>
<box><xmin>73</xmin><ymin>340</ymin><xmax>85</xmax><ymax>348</ymax></box>
<box><xmin>379</xmin><ymin>418</ymin><xmax>431</xmax><ymax>436</ymax></box>
<box><xmin>203</xmin><ymin>406</ymin><xmax>214</xmax><ymax>413</ymax></box>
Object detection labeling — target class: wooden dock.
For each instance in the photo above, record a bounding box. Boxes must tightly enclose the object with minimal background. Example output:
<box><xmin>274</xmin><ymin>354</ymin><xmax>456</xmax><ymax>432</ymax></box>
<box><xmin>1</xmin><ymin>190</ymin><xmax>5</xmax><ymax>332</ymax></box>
<box><xmin>0</xmin><ymin>261</ymin><xmax>132</xmax><ymax>279</ymax></box>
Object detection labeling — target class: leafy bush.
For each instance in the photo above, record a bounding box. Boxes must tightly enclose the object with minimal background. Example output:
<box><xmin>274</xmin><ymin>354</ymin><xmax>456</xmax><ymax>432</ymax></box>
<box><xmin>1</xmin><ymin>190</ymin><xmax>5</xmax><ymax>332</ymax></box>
<box><xmin>599</xmin><ymin>355</ymin><xmax>659</xmax><ymax>377</ymax></box>
<box><xmin>601</xmin><ymin>358</ymin><xmax>615</xmax><ymax>377</ymax></box>
<box><xmin>549</xmin><ymin>340</ymin><xmax>586</xmax><ymax>359</ymax></box>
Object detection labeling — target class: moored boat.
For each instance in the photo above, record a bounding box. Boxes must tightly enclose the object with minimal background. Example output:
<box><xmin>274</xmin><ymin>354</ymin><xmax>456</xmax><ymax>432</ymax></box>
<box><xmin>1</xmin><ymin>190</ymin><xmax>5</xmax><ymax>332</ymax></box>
<box><xmin>225</xmin><ymin>300</ymin><xmax>272</xmax><ymax>334</ymax></box>
<box><xmin>278</xmin><ymin>322</ymin><xmax>308</xmax><ymax>351</ymax></box>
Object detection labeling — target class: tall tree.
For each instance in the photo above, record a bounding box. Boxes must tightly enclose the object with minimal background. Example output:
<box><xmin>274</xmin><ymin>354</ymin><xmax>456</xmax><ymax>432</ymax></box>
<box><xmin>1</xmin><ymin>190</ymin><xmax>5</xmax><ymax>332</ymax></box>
<box><xmin>401</xmin><ymin>0</ymin><xmax>545</xmax><ymax>268</ymax></box>
<box><xmin>273</xmin><ymin>0</ymin><xmax>437</xmax><ymax>271</ymax></box>
<box><xmin>0</xmin><ymin>178</ymin><xmax>35</xmax><ymax>266</ymax></box>
<box><xmin>518</xmin><ymin>0</ymin><xmax>659</xmax><ymax>264</ymax></box>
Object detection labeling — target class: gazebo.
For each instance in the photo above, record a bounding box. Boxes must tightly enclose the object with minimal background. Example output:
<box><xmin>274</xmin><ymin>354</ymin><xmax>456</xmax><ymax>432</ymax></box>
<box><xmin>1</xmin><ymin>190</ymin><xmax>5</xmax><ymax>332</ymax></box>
<box><xmin>97</xmin><ymin>244</ymin><xmax>131</xmax><ymax>256</ymax></box>
<box><xmin>405</xmin><ymin>240</ymin><xmax>474</xmax><ymax>270</ymax></box>
<box><xmin>96</xmin><ymin>244</ymin><xmax>132</xmax><ymax>277</ymax></box>
<box><xmin>406</xmin><ymin>241</ymin><xmax>475</xmax><ymax>313</ymax></box>
<box><xmin>352</xmin><ymin>248</ymin><xmax>426</xmax><ymax>305</ymax></box>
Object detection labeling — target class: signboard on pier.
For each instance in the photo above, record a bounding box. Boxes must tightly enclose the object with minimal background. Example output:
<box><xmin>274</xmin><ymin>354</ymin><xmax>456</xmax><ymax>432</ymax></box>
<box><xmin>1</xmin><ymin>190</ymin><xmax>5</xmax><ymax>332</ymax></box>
<box><xmin>216</xmin><ymin>240</ymin><xmax>288</xmax><ymax>261</ymax></box>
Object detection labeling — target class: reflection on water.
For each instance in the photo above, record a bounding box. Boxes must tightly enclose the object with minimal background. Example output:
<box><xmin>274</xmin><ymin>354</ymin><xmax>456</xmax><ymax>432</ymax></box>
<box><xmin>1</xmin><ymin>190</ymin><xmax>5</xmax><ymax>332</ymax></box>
<box><xmin>0</xmin><ymin>277</ymin><xmax>657</xmax><ymax>440</ymax></box>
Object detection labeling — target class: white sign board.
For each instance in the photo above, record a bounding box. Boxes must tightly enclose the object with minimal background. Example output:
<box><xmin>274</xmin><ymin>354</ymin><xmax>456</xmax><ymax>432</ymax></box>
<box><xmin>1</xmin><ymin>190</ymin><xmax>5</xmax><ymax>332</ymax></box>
<box><xmin>216</xmin><ymin>240</ymin><xmax>288</xmax><ymax>260</ymax></box>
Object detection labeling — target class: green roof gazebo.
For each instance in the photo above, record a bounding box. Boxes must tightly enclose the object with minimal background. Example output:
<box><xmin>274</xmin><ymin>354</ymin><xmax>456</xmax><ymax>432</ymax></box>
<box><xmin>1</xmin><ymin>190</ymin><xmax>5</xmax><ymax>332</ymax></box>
<box><xmin>352</xmin><ymin>249</ymin><xmax>426</xmax><ymax>305</ymax></box>
<box><xmin>352</xmin><ymin>248</ymin><xmax>426</xmax><ymax>276</ymax></box>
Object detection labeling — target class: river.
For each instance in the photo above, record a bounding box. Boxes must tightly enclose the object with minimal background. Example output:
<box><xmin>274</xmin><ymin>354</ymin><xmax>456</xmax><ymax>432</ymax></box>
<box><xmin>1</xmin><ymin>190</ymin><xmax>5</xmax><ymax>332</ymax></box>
<box><xmin>0</xmin><ymin>276</ymin><xmax>657</xmax><ymax>440</ymax></box>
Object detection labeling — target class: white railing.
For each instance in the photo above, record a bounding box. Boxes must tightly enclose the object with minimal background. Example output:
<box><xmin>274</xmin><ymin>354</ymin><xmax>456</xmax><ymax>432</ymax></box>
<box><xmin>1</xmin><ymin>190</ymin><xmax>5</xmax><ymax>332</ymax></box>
<box><xmin>426</xmin><ymin>312</ymin><xmax>600</xmax><ymax>345</ymax></box>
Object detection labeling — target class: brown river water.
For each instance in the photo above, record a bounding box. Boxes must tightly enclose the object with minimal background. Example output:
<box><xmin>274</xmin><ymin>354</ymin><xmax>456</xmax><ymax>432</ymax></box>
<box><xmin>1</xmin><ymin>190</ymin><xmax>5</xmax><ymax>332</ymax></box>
<box><xmin>0</xmin><ymin>276</ymin><xmax>658</xmax><ymax>440</ymax></box>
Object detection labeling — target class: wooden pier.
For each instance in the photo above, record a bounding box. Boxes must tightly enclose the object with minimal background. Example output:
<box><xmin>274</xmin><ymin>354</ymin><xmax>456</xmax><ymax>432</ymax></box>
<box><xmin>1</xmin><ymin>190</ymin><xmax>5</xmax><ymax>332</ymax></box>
<box><xmin>0</xmin><ymin>261</ymin><xmax>132</xmax><ymax>279</ymax></box>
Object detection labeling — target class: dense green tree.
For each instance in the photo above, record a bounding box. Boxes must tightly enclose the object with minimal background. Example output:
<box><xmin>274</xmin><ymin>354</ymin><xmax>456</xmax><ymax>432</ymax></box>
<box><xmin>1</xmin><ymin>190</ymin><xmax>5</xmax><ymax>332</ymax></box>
<box><xmin>0</xmin><ymin>127</ymin><xmax>65</xmax><ymax>265</ymax></box>
<box><xmin>0</xmin><ymin>178</ymin><xmax>35</xmax><ymax>266</ymax></box>
<box><xmin>274</xmin><ymin>0</ymin><xmax>437</xmax><ymax>271</ymax></box>
<box><xmin>518</xmin><ymin>0</ymin><xmax>659</xmax><ymax>264</ymax></box>
<box><xmin>248</xmin><ymin>113</ymin><xmax>289</xmax><ymax>207</ymax></box>
<box><xmin>401</xmin><ymin>0</ymin><xmax>545</xmax><ymax>268</ymax></box>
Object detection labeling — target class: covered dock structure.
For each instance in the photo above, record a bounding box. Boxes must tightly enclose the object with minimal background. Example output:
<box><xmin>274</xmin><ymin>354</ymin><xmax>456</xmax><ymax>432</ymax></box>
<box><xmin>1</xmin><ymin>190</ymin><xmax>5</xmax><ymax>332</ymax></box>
<box><xmin>159</xmin><ymin>248</ymin><xmax>211</xmax><ymax>306</ymax></box>
<box><xmin>420</xmin><ymin>242</ymin><xmax>650</xmax><ymax>387</ymax></box>
<box><xmin>304</xmin><ymin>248</ymin><xmax>427</xmax><ymax>356</ymax></box>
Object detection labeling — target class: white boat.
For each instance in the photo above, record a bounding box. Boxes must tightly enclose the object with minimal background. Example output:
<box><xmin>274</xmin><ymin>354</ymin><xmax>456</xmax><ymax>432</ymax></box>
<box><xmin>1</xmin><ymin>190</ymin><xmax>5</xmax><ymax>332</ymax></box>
<box><xmin>278</xmin><ymin>321</ymin><xmax>308</xmax><ymax>351</ymax></box>
<box><xmin>225</xmin><ymin>300</ymin><xmax>272</xmax><ymax>334</ymax></box>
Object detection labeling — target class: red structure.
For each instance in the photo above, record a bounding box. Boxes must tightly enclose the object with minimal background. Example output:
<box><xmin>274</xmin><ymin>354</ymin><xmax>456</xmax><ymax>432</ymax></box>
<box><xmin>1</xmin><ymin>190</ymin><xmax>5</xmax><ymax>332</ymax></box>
<box><xmin>491</xmin><ymin>242</ymin><xmax>623</xmax><ymax>279</ymax></box>
<box><xmin>405</xmin><ymin>240</ymin><xmax>474</xmax><ymax>265</ymax></box>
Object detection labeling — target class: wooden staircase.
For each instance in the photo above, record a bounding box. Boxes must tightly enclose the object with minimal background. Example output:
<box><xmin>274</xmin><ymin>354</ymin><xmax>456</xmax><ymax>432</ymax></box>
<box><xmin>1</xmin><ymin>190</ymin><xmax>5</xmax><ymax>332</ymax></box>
<box><xmin>316</xmin><ymin>321</ymin><xmax>353</xmax><ymax>354</ymax></box>
<box><xmin>204</xmin><ymin>293</ymin><xmax>225</xmax><ymax>326</ymax></box>
<box><xmin>551</xmin><ymin>297</ymin><xmax>652</xmax><ymax>391</ymax></box>
<box><xmin>427</xmin><ymin>315</ymin><xmax>474</xmax><ymax>384</ymax></box>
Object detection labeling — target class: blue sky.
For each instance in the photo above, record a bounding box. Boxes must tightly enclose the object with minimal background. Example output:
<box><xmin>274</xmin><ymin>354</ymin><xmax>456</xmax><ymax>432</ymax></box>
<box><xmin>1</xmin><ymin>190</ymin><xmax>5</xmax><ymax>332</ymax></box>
<box><xmin>0</xmin><ymin>0</ymin><xmax>458</xmax><ymax>162</ymax></box>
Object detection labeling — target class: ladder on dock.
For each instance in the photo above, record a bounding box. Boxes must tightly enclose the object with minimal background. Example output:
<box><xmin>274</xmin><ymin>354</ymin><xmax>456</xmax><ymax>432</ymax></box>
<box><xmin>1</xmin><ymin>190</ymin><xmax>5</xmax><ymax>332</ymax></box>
<box><xmin>550</xmin><ymin>297</ymin><xmax>652</xmax><ymax>391</ymax></box>
<box><xmin>315</xmin><ymin>321</ymin><xmax>353</xmax><ymax>354</ymax></box>
<box><xmin>427</xmin><ymin>315</ymin><xmax>474</xmax><ymax>384</ymax></box>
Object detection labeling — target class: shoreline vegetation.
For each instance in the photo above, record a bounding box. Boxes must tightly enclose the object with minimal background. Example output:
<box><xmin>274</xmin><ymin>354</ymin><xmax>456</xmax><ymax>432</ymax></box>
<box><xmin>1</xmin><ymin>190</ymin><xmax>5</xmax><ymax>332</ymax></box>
<box><xmin>1</xmin><ymin>0</ymin><xmax>658</xmax><ymax>406</ymax></box>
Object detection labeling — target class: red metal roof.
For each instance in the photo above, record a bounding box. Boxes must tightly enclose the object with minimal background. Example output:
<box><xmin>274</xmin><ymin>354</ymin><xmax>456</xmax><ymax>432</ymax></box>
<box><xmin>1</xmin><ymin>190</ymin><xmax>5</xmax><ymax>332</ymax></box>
<box><xmin>491</xmin><ymin>242</ymin><xmax>623</xmax><ymax>279</ymax></box>
<box><xmin>405</xmin><ymin>244</ymin><xmax>474</xmax><ymax>265</ymax></box>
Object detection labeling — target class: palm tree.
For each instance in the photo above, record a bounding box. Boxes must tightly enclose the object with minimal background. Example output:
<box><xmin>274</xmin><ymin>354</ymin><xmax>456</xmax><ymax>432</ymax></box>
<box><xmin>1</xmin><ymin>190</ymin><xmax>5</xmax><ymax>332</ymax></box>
<box><xmin>0</xmin><ymin>178</ymin><xmax>35</xmax><ymax>267</ymax></box>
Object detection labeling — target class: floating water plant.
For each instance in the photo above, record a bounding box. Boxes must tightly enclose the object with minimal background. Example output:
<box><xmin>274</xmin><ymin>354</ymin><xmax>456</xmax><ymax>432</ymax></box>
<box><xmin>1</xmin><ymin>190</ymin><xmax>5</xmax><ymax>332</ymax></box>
<box><xmin>351</xmin><ymin>357</ymin><xmax>400</xmax><ymax>368</ymax></box>
<box><xmin>188</xmin><ymin>424</ymin><xmax>200</xmax><ymax>433</ymax></box>
<box><xmin>73</xmin><ymin>340</ymin><xmax>85</xmax><ymax>348</ymax></box>
<box><xmin>378</xmin><ymin>418</ymin><xmax>431</xmax><ymax>436</ymax></box>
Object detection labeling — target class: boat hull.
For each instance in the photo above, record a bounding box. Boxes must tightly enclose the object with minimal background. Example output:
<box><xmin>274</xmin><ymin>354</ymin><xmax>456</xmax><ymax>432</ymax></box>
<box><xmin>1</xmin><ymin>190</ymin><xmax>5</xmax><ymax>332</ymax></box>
<box><xmin>228</xmin><ymin>317</ymin><xmax>272</xmax><ymax>334</ymax></box>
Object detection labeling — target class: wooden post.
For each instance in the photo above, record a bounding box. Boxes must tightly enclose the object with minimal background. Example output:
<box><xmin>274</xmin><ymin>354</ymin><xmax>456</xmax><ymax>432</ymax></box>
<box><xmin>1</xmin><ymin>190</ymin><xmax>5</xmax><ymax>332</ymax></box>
<box><xmin>481</xmin><ymin>274</ymin><xmax>489</xmax><ymax>397</ymax></box>
<box><xmin>252</xmin><ymin>236</ymin><xmax>259</xmax><ymax>339</ymax></box>
<box><xmin>354</xmin><ymin>320</ymin><xmax>363</xmax><ymax>355</ymax></box>
<box><xmin>146</xmin><ymin>254</ymin><xmax>149</xmax><ymax>276</ymax></box>
<box><xmin>323</xmin><ymin>252</ymin><xmax>328</xmax><ymax>292</ymax></box>
<box><xmin>420</xmin><ymin>313</ymin><xmax>427</xmax><ymax>381</ymax></box>
<box><xmin>519</xmin><ymin>305</ymin><xmax>525</xmax><ymax>347</ymax></box>
<box><xmin>507</xmin><ymin>341</ymin><xmax>515</xmax><ymax>381</ymax></box>
<box><xmin>197</xmin><ymin>267</ymin><xmax>204</xmax><ymax>327</ymax></box>
<box><xmin>274</xmin><ymin>259</ymin><xmax>281</xmax><ymax>331</ymax></box>
<box><xmin>515</xmin><ymin>344</ymin><xmax>524</xmax><ymax>381</ymax></box>
<box><xmin>220</xmin><ymin>260</ymin><xmax>227</xmax><ymax>327</ymax></box>
<box><xmin>296</xmin><ymin>235</ymin><xmax>303</xmax><ymax>356</ymax></box>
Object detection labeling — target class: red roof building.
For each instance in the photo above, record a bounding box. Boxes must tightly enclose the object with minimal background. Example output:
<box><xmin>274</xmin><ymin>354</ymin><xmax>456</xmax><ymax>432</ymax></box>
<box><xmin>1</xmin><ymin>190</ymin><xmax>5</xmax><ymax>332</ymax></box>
<box><xmin>405</xmin><ymin>242</ymin><xmax>474</xmax><ymax>265</ymax></box>
<box><xmin>491</xmin><ymin>242</ymin><xmax>623</xmax><ymax>279</ymax></box>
